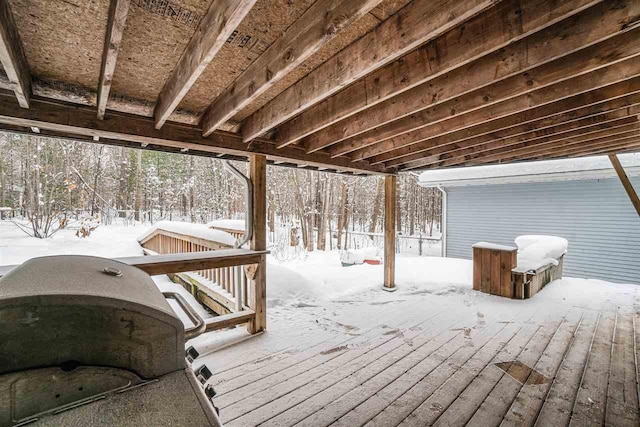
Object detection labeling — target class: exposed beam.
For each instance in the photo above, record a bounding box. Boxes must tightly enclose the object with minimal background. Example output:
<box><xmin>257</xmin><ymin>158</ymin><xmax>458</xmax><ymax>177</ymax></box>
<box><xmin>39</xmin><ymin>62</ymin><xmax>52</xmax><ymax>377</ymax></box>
<box><xmin>376</xmin><ymin>90</ymin><xmax>640</xmax><ymax>167</ymax></box>
<box><xmin>348</xmin><ymin>65</ymin><xmax>640</xmax><ymax>163</ymax></box>
<box><xmin>384</xmin><ymin>103</ymin><xmax>640</xmax><ymax>168</ymax></box>
<box><xmin>248</xmin><ymin>154</ymin><xmax>267</xmax><ymax>333</ymax></box>
<box><xmin>401</xmin><ymin>109</ymin><xmax>640</xmax><ymax>169</ymax></box>
<box><xmin>329</xmin><ymin>23</ymin><xmax>640</xmax><ymax>158</ymax></box>
<box><xmin>241</xmin><ymin>0</ymin><xmax>500</xmax><ymax>143</ymax></box>
<box><xmin>97</xmin><ymin>0</ymin><xmax>131</xmax><ymax>120</ymax></box>
<box><xmin>200</xmin><ymin>0</ymin><xmax>383</xmax><ymax>137</ymax></box>
<box><xmin>0</xmin><ymin>93</ymin><xmax>386</xmax><ymax>174</ymax></box>
<box><xmin>154</xmin><ymin>0</ymin><xmax>256</xmax><ymax>129</ymax></box>
<box><xmin>461</xmin><ymin>132</ymin><xmax>640</xmax><ymax>167</ymax></box>
<box><xmin>501</xmin><ymin>138</ymin><xmax>640</xmax><ymax>165</ymax></box>
<box><xmin>383</xmin><ymin>175</ymin><xmax>397</xmax><ymax>290</ymax></box>
<box><xmin>609</xmin><ymin>153</ymin><xmax>640</xmax><ymax>216</ymax></box>
<box><xmin>296</xmin><ymin>0</ymin><xmax>608</xmax><ymax>152</ymax></box>
<box><xmin>0</xmin><ymin>0</ymin><xmax>30</xmax><ymax>108</ymax></box>
<box><xmin>426</xmin><ymin>122</ymin><xmax>640</xmax><ymax>169</ymax></box>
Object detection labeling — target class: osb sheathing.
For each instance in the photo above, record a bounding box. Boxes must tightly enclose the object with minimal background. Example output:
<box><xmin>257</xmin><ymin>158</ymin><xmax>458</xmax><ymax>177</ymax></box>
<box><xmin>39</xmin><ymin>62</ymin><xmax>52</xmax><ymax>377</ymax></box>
<box><xmin>177</xmin><ymin>0</ymin><xmax>317</xmax><ymax>114</ymax></box>
<box><xmin>8</xmin><ymin>0</ymin><xmax>110</xmax><ymax>92</ymax></box>
<box><xmin>182</xmin><ymin>0</ymin><xmax>413</xmax><ymax>122</ymax></box>
<box><xmin>8</xmin><ymin>0</ymin><xmax>417</xmax><ymax>128</ymax></box>
<box><xmin>111</xmin><ymin>0</ymin><xmax>212</xmax><ymax>103</ymax></box>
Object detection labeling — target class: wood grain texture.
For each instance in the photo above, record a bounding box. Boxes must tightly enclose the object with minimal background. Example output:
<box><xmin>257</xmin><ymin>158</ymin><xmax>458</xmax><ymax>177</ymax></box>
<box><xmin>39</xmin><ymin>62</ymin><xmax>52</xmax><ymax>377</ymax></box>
<box><xmin>0</xmin><ymin>0</ymin><xmax>30</xmax><ymax>108</ymax></box>
<box><xmin>248</xmin><ymin>154</ymin><xmax>267</xmax><ymax>333</ymax></box>
<box><xmin>301</xmin><ymin>0</ymin><xmax>607</xmax><ymax>153</ymax></box>
<box><xmin>352</xmin><ymin>71</ymin><xmax>640</xmax><ymax>164</ymax></box>
<box><xmin>200</xmin><ymin>0</ymin><xmax>383</xmax><ymax>136</ymax></box>
<box><xmin>384</xmin><ymin>175</ymin><xmax>397</xmax><ymax>289</ymax></box>
<box><xmin>609</xmin><ymin>153</ymin><xmax>640</xmax><ymax>217</ymax></box>
<box><xmin>392</xmin><ymin>105</ymin><xmax>640</xmax><ymax>169</ymax></box>
<box><xmin>97</xmin><ymin>0</ymin><xmax>130</xmax><ymax>120</ymax></box>
<box><xmin>242</xmin><ymin>0</ymin><xmax>499</xmax><ymax>142</ymax></box>
<box><xmin>334</xmin><ymin>15</ymin><xmax>640</xmax><ymax>159</ymax></box>
<box><xmin>154</xmin><ymin>0</ymin><xmax>257</xmax><ymax>129</ymax></box>
<box><xmin>0</xmin><ymin>93</ymin><xmax>385</xmax><ymax>174</ymax></box>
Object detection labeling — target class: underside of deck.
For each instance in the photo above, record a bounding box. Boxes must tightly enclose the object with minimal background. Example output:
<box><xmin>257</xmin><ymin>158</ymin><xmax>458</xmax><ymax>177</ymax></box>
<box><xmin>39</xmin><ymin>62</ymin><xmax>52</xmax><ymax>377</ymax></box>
<box><xmin>192</xmin><ymin>279</ymin><xmax>640</xmax><ymax>426</ymax></box>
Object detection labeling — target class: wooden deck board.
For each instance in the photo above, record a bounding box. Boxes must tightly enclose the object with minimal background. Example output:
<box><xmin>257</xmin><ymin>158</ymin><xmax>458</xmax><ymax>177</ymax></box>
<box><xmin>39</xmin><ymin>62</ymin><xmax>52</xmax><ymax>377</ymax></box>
<box><xmin>200</xmin><ymin>282</ymin><xmax>640</xmax><ymax>427</ymax></box>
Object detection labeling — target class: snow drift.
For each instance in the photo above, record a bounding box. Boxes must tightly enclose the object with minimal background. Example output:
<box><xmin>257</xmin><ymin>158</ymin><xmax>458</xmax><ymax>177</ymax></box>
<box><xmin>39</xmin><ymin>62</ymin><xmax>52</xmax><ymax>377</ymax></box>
<box><xmin>515</xmin><ymin>235</ymin><xmax>568</xmax><ymax>271</ymax></box>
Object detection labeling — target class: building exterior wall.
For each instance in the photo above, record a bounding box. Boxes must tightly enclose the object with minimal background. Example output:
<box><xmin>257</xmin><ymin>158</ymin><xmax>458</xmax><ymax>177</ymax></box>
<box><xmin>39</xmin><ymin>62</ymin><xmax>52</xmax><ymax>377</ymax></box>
<box><xmin>445</xmin><ymin>176</ymin><xmax>640</xmax><ymax>284</ymax></box>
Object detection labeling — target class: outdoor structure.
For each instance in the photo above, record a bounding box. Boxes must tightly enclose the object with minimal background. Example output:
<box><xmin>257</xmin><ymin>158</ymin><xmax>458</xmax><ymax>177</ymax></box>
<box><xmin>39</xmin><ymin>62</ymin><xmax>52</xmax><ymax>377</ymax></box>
<box><xmin>2</xmin><ymin>0</ymin><xmax>640</xmax><ymax>424</ymax></box>
<box><xmin>419</xmin><ymin>154</ymin><xmax>640</xmax><ymax>284</ymax></box>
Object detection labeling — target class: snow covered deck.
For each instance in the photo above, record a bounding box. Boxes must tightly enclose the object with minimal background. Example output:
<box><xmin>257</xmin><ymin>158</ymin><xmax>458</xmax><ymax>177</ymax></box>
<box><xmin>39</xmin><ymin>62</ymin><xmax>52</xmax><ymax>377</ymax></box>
<box><xmin>192</xmin><ymin>276</ymin><xmax>640</xmax><ymax>426</ymax></box>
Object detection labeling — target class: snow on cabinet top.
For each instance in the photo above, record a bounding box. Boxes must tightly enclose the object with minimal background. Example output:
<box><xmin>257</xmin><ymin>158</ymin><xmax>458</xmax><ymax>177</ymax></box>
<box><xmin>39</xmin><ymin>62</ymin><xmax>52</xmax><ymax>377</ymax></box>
<box><xmin>138</xmin><ymin>221</ymin><xmax>238</xmax><ymax>247</ymax></box>
<box><xmin>418</xmin><ymin>153</ymin><xmax>640</xmax><ymax>188</ymax></box>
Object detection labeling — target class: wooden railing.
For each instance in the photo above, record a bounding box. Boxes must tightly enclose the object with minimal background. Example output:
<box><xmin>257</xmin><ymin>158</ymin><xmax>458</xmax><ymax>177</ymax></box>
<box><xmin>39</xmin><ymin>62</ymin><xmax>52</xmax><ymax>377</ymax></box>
<box><xmin>0</xmin><ymin>249</ymin><xmax>268</xmax><ymax>333</ymax></box>
<box><xmin>139</xmin><ymin>228</ymin><xmax>250</xmax><ymax>315</ymax></box>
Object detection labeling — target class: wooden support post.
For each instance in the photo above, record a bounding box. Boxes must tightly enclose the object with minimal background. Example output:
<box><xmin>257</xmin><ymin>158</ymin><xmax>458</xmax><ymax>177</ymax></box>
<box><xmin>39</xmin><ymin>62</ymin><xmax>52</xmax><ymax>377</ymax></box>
<box><xmin>383</xmin><ymin>175</ymin><xmax>397</xmax><ymax>291</ymax></box>
<box><xmin>609</xmin><ymin>153</ymin><xmax>640</xmax><ymax>217</ymax></box>
<box><xmin>248</xmin><ymin>154</ymin><xmax>267</xmax><ymax>333</ymax></box>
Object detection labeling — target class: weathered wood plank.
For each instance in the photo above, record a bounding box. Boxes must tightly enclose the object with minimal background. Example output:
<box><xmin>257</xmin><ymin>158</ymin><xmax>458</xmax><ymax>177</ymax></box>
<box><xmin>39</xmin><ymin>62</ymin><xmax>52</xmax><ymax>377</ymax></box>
<box><xmin>0</xmin><ymin>93</ymin><xmax>385</xmax><ymax>174</ymax></box>
<box><xmin>355</xmin><ymin>74</ymin><xmax>640</xmax><ymax>164</ymax></box>
<box><xmin>490</xmin><ymin>250</ymin><xmax>501</xmax><ymax>296</ymax></box>
<box><xmin>275</xmin><ymin>0</ymin><xmax>603</xmax><ymax>149</ymax></box>
<box><xmin>379</xmin><ymin>93</ymin><xmax>640</xmax><ymax>168</ymax></box>
<box><xmin>96</xmin><ymin>0</ymin><xmax>131</xmax><ymax>119</ymax></box>
<box><xmin>473</xmin><ymin>247</ymin><xmax>482</xmax><ymax>291</ymax></box>
<box><xmin>480</xmin><ymin>249</ymin><xmax>491</xmax><ymax>294</ymax></box>
<box><xmin>339</xmin><ymin>34</ymin><xmax>640</xmax><ymax>160</ymax></box>
<box><xmin>117</xmin><ymin>249</ymin><xmax>268</xmax><ymax>275</ymax></box>
<box><xmin>609</xmin><ymin>153</ymin><xmax>640</xmax><ymax>217</ymax></box>
<box><xmin>205</xmin><ymin>310</ymin><xmax>256</xmax><ymax>331</ymax></box>
<box><xmin>0</xmin><ymin>0</ymin><xmax>30</xmax><ymax>108</ymax></box>
<box><xmin>248</xmin><ymin>154</ymin><xmax>267</xmax><ymax>334</ymax></box>
<box><xmin>463</xmin><ymin>131</ymin><xmax>640</xmax><ymax>167</ymax></box>
<box><xmin>501</xmin><ymin>250</ymin><xmax>516</xmax><ymax>298</ymax></box>
<box><xmin>200</xmin><ymin>0</ymin><xmax>383</xmax><ymax>136</ymax></box>
<box><xmin>234</xmin><ymin>306</ymin><xmax>471</xmax><ymax>426</ymax></box>
<box><xmin>501</xmin><ymin>310</ymin><xmax>595</xmax><ymax>426</ymax></box>
<box><xmin>604</xmin><ymin>307</ymin><xmax>640</xmax><ymax>426</ymax></box>
<box><xmin>241</xmin><ymin>0</ymin><xmax>499</xmax><ymax>142</ymax></box>
<box><xmin>154</xmin><ymin>0</ymin><xmax>256</xmax><ymax>129</ymax></box>
<box><xmin>433</xmin><ymin>121</ymin><xmax>640</xmax><ymax>168</ymax></box>
<box><xmin>568</xmin><ymin>309</ymin><xmax>617</xmax><ymax>426</ymax></box>
<box><xmin>384</xmin><ymin>175</ymin><xmax>397</xmax><ymax>289</ymax></box>
<box><xmin>308</xmin><ymin>0</ymin><xmax>628</xmax><ymax>154</ymax></box>
<box><xmin>399</xmin><ymin>108</ymin><xmax>640</xmax><ymax>170</ymax></box>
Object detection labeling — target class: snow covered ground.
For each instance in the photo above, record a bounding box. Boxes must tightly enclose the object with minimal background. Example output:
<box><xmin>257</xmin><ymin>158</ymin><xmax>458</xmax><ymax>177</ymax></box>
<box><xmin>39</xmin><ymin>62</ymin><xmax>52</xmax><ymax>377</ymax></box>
<box><xmin>2</xmin><ymin>219</ymin><xmax>637</xmax><ymax>347</ymax></box>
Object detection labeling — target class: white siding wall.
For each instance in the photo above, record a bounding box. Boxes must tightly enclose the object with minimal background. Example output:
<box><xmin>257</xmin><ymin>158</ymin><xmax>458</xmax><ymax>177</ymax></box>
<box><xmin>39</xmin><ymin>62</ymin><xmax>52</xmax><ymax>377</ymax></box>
<box><xmin>445</xmin><ymin>176</ymin><xmax>640</xmax><ymax>284</ymax></box>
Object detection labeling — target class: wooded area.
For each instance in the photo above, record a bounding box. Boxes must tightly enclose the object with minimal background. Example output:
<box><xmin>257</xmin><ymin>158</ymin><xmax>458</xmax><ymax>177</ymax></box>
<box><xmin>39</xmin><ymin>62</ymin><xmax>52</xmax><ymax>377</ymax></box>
<box><xmin>0</xmin><ymin>133</ymin><xmax>441</xmax><ymax>244</ymax></box>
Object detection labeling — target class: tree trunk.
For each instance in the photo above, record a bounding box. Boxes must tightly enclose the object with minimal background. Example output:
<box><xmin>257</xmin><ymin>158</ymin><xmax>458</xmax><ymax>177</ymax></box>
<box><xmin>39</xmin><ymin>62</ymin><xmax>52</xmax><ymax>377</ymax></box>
<box><xmin>336</xmin><ymin>182</ymin><xmax>348</xmax><ymax>249</ymax></box>
<box><xmin>368</xmin><ymin>178</ymin><xmax>384</xmax><ymax>239</ymax></box>
<box><xmin>134</xmin><ymin>149</ymin><xmax>142</xmax><ymax>221</ymax></box>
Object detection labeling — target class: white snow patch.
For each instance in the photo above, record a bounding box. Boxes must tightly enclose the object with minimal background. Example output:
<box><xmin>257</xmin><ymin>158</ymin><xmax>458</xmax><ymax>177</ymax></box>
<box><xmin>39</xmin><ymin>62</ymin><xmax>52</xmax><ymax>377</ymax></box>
<box><xmin>151</xmin><ymin>275</ymin><xmax>212</xmax><ymax>327</ymax></box>
<box><xmin>472</xmin><ymin>242</ymin><xmax>517</xmax><ymax>251</ymax></box>
<box><xmin>138</xmin><ymin>221</ymin><xmax>237</xmax><ymax>247</ymax></box>
<box><xmin>266</xmin><ymin>251</ymin><xmax>473</xmax><ymax>307</ymax></box>
<box><xmin>207</xmin><ymin>219</ymin><xmax>245</xmax><ymax>231</ymax></box>
<box><xmin>0</xmin><ymin>221</ymin><xmax>149</xmax><ymax>266</ymax></box>
<box><xmin>515</xmin><ymin>235</ymin><xmax>568</xmax><ymax>271</ymax></box>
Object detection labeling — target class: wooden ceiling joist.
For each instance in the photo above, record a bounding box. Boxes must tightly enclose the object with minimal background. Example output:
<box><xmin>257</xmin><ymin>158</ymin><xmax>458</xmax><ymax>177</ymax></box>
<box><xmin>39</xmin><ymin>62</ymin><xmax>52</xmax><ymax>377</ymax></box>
<box><xmin>298</xmin><ymin>0</ymin><xmax>607</xmax><ymax>154</ymax></box>
<box><xmin>0</xmin><ymin>0</ymin><xmax>30</xmax><ymax>108</ymax></box>
<box><xmin>200</xmin><ymin>0</ymin><xmax>383</xmax><ymax>137</ymax></box>
<box><xmin>329</xmin><ymin>18</ymin><xmax>640</xmax><ymax>158</ymax></box>
<box><xmin>96</xmin><ymin>0</ymin><xmax>131</xmax><ymax>120</ymax></box>
<box><xmin>379</xmin><ymin>91</ymin><xmax>640</xmax><ymax>168</ymax></box>
<box><xmin>428</xmin><ymin>121</ymin><xmax>640</xmax><ymax>169</ymax></box>
<box><xmin>0</xmin><ymin>93</ymin><xmax>384</xmax><ymax>175</ymax></box>
<box><xmin>153</xmin><ymin>0</ymin><xmax>257</xmax><ymax>129</ymax></box>
<box><xmin>493</xmin><ymin>135</ymin><xmax>640</xmax><ymax>166</ymax></box>
<box><xmin>399</xmin><ymin>108</ymin><xmax>640</xmax><ymax>169</ymax></box>
<box><xmin>348</xmin><ymin>60</ymin><xmax>640</xmax><ymax>163</ymax></box>
<box><xmin>241</xmin><ymin>0</ymin><xmax>500</xmax><ymax>143</ymax></box>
